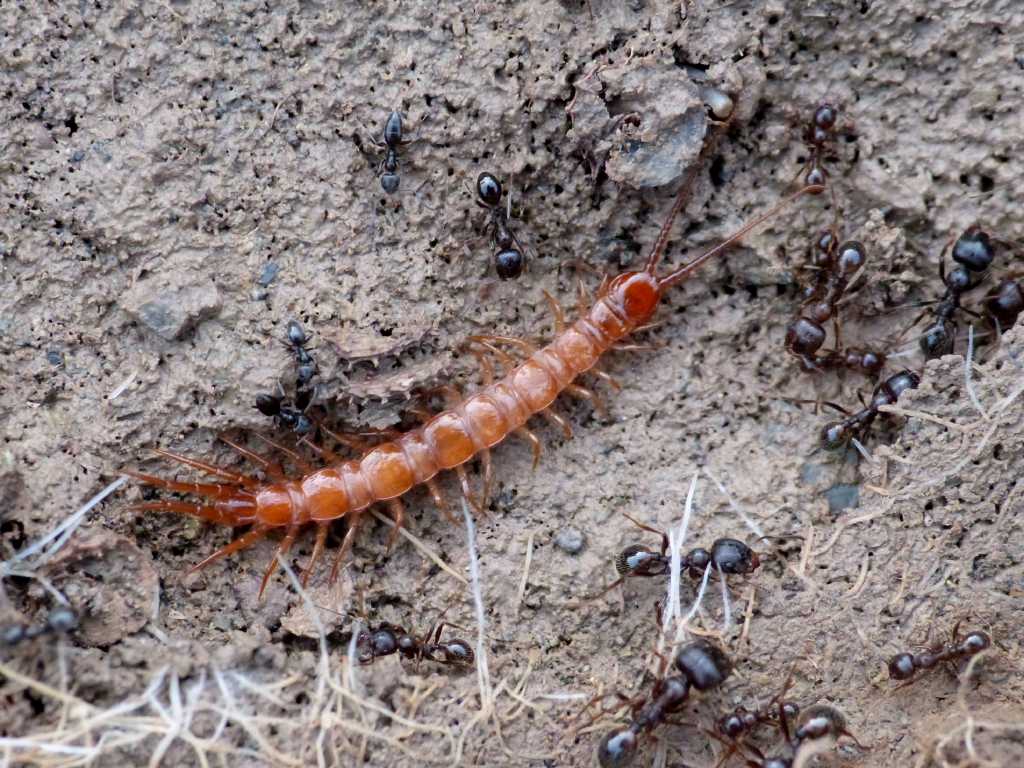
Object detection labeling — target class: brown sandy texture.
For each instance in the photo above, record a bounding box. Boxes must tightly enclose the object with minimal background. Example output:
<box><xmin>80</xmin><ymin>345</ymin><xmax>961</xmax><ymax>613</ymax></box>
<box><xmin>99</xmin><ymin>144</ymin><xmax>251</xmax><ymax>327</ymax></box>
<box><xmin>1</xmin><ymin>1</ymin><xmax>1022</xmax><ymax>766</ymax></box>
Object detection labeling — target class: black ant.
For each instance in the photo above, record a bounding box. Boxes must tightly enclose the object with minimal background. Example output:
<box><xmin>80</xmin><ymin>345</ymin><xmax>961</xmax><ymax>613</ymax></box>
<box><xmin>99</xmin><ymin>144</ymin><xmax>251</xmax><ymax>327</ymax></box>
<box><xmin>283</xmin><ymin>320</ymin><xmax>318</xmax><ymax>392</ymax></box>
<box><xmin>916</xmin><ymin>226</ymin><xmax>995</xmax><ymax>360</ymax></box>
<box><xmin>819</xmin><ymin>368</ymin><xmax>920</xmax><ymax>451</ymax></box>
<box><xmin>798</xmin><ymin>103</ymin><xmax>840</xmax><ymax>192</ymax></box>
<box><xmin>475</xmin><ymin>172</ymin><xmax>527</xmax><ymax>280</ymax></box>
<box><xmin>595</xmin><ymin>639</ymin><xmax>732</xmax><ymax>768</ymax></box>
<box><xmin>887</xmin><ymin>623</ymin><xmax>992</xmax><ymax>685</ymax></box>
<box><xmin>367</xmin><ymin>110</ymin><xmax>411</xmax><ymax>194</ymax></box>
<box><xmin>1</xmin><ymin>605</ymin><xmax>78</xmax><ymax>647</ymax></box>
<box><xmin>984</xmin><ymin>278</ymin><xmax>1023</xmax><ymax>336</ymax></box>
<box><xmin>785</xmin><ymin>233</ymin><xmax>886</xmax><ymax>377</ymax></box>
<box><xmin>255</xmin><ymin>389</ymin><xmax>314</xmax><ymax>434</ymax></box>
<box><xmin>599</xmin><ymin>514</ymin><xmax>761</xmax><ymax>596</ymax></box>
<box><xmin>739</xmin><ymin>703</ymin><xmax>862</xmax><ymax>768</ymax></box>
<box><xmin>710</xmin><ymin>676</ymin><xmax>800</xmax><ymax>767</ymax></box>
<box><xmin>355</xmin><ymin>618</ymin><xmax>473</xmax><ymax>669</ymax></box>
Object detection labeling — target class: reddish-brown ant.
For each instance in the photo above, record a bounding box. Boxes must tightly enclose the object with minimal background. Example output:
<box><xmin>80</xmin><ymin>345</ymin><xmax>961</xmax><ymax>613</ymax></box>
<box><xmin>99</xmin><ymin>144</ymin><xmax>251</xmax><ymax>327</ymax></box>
<box><xmin>355</xmin><ymin>617</ymin><xmax>473</xmax><ymax>669</ymax></box>
<box><xmin>801</xmin><ymin>104</ymin><xmax>840</xmax><ymax>191</ymax></box>
<box><xmin>709</xmin><ymin>675</ymin><xmax>800</xmax><ymax>767</ymax></box>
<box><xmin>593</xmin><ymin>639</ymin><xmax>733</xmax><ymax>767</ymax></box>
<box><xmin>887</xmin><ymin>623</ymin><xmax>992</xmax><ymax>686</ymax></box>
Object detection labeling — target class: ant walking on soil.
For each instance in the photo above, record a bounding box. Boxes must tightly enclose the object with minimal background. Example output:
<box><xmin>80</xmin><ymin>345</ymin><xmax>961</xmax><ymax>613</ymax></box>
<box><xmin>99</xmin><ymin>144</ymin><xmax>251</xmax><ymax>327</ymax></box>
<box><xmin>355</xmin><ymin>617</ymin><xmax>474</xmax><ymax>669</ymax></box>
<box><xmin>818</xmin><ymin>369</ymin><xmax>921</xmax><ymax>451</ymax></box>
<box><xmin>255</xmin><ymin>320</ymin><xmax>319</xmax><ymax>434</ymax></box>
<box><xmin>366</xmin><ymin>110</ymin><xmax>412</xmax><ymax>194</ymax></box>
<box><xmin>475</xmin><ymin>171</ymin><xmax>528</xmax><ymax>279</ymax></box>
<box><xmin>590</xmin><ymin>639</ymin><xmax>733</xmax><ymax>768</ymax></box>
<box><xmin>913</xmin><ymin>226</ymin><xmax>996</xmax><ymax>360</ymax></box>
<box><xmin>708</xmin><ymin>675</ymin><xmax>801</xmax><ymax>767</ymax></box>
<box><xmin>598</xmin><ymin>513</ymin><xmax>761</xmax><ymax>597</ymax></box>
<box><xmin>887</xmin><ymin>623</ymin><xmax>992</xmax><ymax>686</ymax></box>
<box><xmin>1</xmin><ymin>605</ymin><xmax>78</xmax><ymax>647</ymax></box>
<box><xmin>785</xmin><ymin>233</ymin><xmax>887</xmax><ymax>377</ymax></box>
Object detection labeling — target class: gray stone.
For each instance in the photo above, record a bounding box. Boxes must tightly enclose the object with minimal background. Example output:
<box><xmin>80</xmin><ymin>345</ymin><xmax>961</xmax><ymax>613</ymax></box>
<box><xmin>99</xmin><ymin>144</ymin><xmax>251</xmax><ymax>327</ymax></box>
<box><xmin>554</xmin><ymin>528</ymin><xmax>585</xmax><ymax>554</ymax></box>
<box><xmin>124</xmin><ymin>282</ymin><xmax>222</xmax><ymax>341</ymax></box>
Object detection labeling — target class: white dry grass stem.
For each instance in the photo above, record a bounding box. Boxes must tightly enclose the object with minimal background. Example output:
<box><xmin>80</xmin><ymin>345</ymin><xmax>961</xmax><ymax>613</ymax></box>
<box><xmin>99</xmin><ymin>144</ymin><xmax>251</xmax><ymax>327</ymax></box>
<box><xmin>661</xmin><ymin>473</ymin><xmax>698</xmax><ymax>630</ymax></box>
<box><xmin>460</xmin><ymin>498</ymin><xmax>492</xmax><ymax>705</ymax></box>
<box><xmin>965</xmin><ymin>325</ymin><xmax>989</xmax><ymax>420</ymax></box>
<box><xmin>514</xmin><ymin>531</ymin><xmax>534</xmax><ymax>619</ymax></box>
<box><xmin>369</xmin><ymin>509</ymin><xmax>467</xmax><ymax>584</ymax></box>
<box><xmin>704</xmin><ymin>466</ymin><xmax>764</xmax><ymax>539</ymax></box>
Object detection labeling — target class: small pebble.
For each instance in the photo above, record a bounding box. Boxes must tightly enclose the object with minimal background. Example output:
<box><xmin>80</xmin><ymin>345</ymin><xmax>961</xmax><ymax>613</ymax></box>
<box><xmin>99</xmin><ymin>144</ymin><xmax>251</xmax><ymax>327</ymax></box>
<box><xmin>1</xmin><ymin>624</ymin><xmax>26</xmax><ymax>646</ymax></box>
<box><xmin>46</xmin><ymin>350</ymin><xmax>64</xmax><ymax>366</ymax></box>
<box><xmin>257</xmin><ymin>261</ymin><xmax>281</xmax><ymax>287</ymax></box>
<box><xmin>554</xmin><ymin>528</ymin><xmax>585</xmax><ymax>554</ymax></box>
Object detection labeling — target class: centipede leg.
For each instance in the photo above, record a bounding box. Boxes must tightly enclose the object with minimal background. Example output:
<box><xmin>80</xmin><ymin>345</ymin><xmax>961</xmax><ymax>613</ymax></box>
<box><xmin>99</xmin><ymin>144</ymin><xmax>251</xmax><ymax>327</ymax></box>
<box><xmin>473</xmin><ymin>334</ymin><xmax>537</xmax><ymax>356</ymax></box>
<box><xmin>121</xmin><ymin>469</ymin><xmax>240</xmax><ymax>500</ymax></box>
<box><xmin>128</xmin><ymin>501</ymin><xmax>243</xmax><ymax>526</ymax></box>
<box><xmin>259</xmin><ymin>523</ymin><xmax>300</xmax><ymax>598</ymax></box>
<box><xmin>218</xmin><ymin>436</ymin><xmax>284</xmax><ymax>480</ymax></box>
<box><xmin>250</xmin><ymin>433</ymin><xmax>314</xmax><ymax>474</ymax></box>
<box><xmin>303</xmin><ymin>523</ymin><xmax>330</xmax><ymax>587</ymax></box>
<box><xmin>589</xmin><ymin>366</ymin><xmax>622</xmax><ymax>392</ymax></box>
<box><xmin>455</xmin><ymin>464</ymin><xmax>483</xmax><ymax>514</ymax></box>
<box><xmin>330</xmin><ymin>514</ymin><xmax>363</xmax><ymax>583</ymax></box>
<box><xmin>541</xmin><ymin>407</ymin><xmax>573</xmax><ymax>439</ymax></box>
<box><xmin>480</xmin><ymin>448</ymin><xmax>494</xmax><ymax>511</ymax></box>
<box><xmin>425</xmin><ymin>478</ymin><xmax>458</xmax><ymax>524</ymax></box>
<box><xmin>542</xmin><ymin>290</ymin><xmax>567</xmax><ymax>333</ymax></box>
<box><xmin>385</xmin><ymin>499</ymin><xmax>405</xmax><ymax>552</ymax></box>
<box><xmin>187</xmin><ymin>525</ymin><xmax>271</xmax><ymax>576</ymax></box>
<box><xmin>564</xmin><ymin>383</ymin><xmax>608</xmax><ymax>419</ymax></box>
<box><xmin>153</xmin><ymin>448</ymin><xmax>258</xmax><ymax>488</ymax></box>
<box><xmin>515</xmin><ymin>427</ymin><xmax>543</xmax><ymax>469</ymax></box>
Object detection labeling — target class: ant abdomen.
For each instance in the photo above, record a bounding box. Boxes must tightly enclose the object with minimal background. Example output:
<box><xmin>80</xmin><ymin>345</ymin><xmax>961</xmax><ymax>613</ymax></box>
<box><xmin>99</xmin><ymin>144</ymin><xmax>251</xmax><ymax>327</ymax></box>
<box><xmin>615</xmin><ymin>544</ymin><xmax>667</xmax><ymax>577</ymax></box>
<box><xmin>986</xmin><ymin>279</ymin><xmax>1023</xmax><ymax>331</ymax></box>
<box><xmin>952</xmin><ymin>226</ymin><xmax>995</xmax><ymax>272</ymax></box>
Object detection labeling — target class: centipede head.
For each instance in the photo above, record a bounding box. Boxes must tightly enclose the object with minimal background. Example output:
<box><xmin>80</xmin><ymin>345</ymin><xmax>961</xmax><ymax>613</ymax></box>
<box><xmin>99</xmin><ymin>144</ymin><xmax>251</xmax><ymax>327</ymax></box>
<box><xmin>604</xmin><ymin>271</ymin><xmax>662</xmax><ymax>325</ymax></box>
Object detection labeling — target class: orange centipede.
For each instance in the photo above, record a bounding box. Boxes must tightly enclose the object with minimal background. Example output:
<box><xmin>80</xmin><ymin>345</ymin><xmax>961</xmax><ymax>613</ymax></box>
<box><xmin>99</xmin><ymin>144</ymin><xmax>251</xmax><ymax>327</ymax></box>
<box><xmin>126</xmin><ymin>124</ymin><xmax>822</xmax><ymax>596</ymax></box>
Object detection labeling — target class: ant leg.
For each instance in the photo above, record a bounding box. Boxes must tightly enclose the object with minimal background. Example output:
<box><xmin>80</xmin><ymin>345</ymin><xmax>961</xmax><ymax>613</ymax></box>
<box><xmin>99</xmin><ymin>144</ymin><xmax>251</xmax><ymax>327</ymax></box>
<box><xmin>303</xmin><ymin>522</ymin><xmax>330</xmax><ymax>587</ymax></box>
<box><xmin>621</xmin><ymin>512</ymin><xmax>670</xmax><ymax>556</ymax></box>
<box><xmin>424</xmin><ymin>478</ymin><xmax>458</xmax><ymax>525</ymax></box>
<box><xmin>515</xmin><ymin>427</ymin><xmax>543</xmax><ymax>469</ymax></box>
<box><xmin>219</xmin><ymin>435</ymin><xmax>285</xmax><ymax>480</ymax></box>
<box><xmin>187</xmin><ymin>525</ymin><xmax>272</xmax><ymax>575</ymax></box>
<box><xmin>564</xmin><ymin>383</ymin><xmax>609</xmax><ymax>419</ymax></box>
<box><xmin>259</xmin><ymin>523</ymin><xmax>300</xmax><ymax>597</ymax></box>
<box><xmin>385</xmin><ymin>499</ymin><xmax>405</xmax><ymax>552</ymax></box>
<box><xmin>152</xmin><ymin>448</ymin><xmax>258</xmax><ymax>488</ymax></box>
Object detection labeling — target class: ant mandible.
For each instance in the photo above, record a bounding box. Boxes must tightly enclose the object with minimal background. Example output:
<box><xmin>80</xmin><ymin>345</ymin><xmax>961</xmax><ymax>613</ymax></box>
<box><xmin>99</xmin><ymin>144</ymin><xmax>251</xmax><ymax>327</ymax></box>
<box><xmin>475</xmin><ymin>172</ymin><xmax>528</xmax><ymax>279</ymax></box>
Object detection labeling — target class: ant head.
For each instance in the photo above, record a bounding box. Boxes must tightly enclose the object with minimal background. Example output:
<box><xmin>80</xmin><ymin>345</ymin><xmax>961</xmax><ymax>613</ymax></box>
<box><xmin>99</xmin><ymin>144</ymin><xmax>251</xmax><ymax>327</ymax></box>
<box><xmin>597</xmin><ymin>727</ymin><xmax>638</xmax><ymax>768</ymax></box>
<box><xmin>952</xmin><ymin>226</ymin><xmax>994</xmax><ymax>272</ymax></box>
<box><xmin>476</xmin><ymin>172</ymin><xmax>502</xmax><ymax>207</ymax></box>
<box><xmin>380</xmin><ymin>172</ymin><xmax>400</xmax><ymax>194</ymax></box>
<box><xmin>606</xmin><ymin>272</ymin><xmax>662</xmax><ymax>325</ymax></box>
<box><xmin>820</xmin><ymin>421</ymin><xmax>849</xmax><ymax>451</ymax></box>
<box><xmin>254</xmin><ymin>393</ymin><xmax>283</xmax><ymax>417</ymax></box>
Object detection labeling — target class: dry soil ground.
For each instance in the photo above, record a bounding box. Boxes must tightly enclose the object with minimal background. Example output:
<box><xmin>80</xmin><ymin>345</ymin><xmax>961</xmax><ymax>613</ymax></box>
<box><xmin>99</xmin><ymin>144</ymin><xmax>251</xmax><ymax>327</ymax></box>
<box><xmin>1</xmin><ymin>1</ymin><xmax>1022</xmax><ymax>767</ymax></box>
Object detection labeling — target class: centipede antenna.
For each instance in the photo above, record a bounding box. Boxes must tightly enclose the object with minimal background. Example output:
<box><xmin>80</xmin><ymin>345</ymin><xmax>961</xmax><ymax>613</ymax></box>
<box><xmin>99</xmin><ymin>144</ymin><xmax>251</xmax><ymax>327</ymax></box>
<box><xmin>658</xmin><ymin>184</ymin><xmax>824</xmax><ymax>290</ymax></box>
<box><xmin>645</xmin><ymin>120</ymin><xmax>731</xmax><ymax>274</ymax></box>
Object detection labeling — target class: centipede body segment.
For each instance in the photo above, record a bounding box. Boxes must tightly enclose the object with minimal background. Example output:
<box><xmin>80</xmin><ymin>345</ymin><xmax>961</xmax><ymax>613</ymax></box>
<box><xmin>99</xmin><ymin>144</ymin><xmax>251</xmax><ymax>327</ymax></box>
<box><xmin>127</xmin><ymin>116</ymin><xmax>823</xmax><ymax>594</ymax></box>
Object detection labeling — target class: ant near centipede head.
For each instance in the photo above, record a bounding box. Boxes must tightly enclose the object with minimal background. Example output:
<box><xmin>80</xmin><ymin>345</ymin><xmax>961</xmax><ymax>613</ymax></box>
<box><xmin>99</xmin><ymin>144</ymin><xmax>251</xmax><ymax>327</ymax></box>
<box><xmin>474</xmin><ymin>172</ymin><xmax>529</xmax><ymax>280</ymax></box>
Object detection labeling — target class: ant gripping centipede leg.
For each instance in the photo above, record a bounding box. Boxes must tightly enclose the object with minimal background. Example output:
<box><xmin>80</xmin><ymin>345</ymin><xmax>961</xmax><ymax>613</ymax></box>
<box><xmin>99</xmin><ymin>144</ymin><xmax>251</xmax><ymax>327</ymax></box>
<box><xmin>124</xmin><ymin>107</ymin><xmax>825</xmax><ymax>595</ymax></box>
